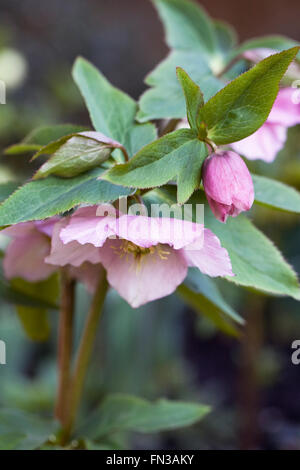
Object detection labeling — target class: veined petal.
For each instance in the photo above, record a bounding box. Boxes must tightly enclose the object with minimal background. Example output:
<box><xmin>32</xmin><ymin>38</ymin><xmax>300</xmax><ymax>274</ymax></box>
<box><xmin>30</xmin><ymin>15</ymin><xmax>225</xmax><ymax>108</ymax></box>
<box><xmin>116</xmin><ymin>215</ymin><xmax>203</xmax><ymax>250</ymax></box>
<box><xmin>46</xmin><ymin>219</ymin><xmax>102</xmax><ymax>267</ymax></box>
<box><xmin>3</xmin><ymin>233</ymin><xmax>56</xmax><ymax>281</ymax></box>
<box><xmin>182</xmin><ymin>229</ymin><xmax>234</xmax><ymax>278</ymax></box>
<box><xmin>231</xmin><ymin>122</ymin><xmax>287</xmax><ymax>162</ymax></box>
<box><xmin>99</xmin><ymin>239</ymin><xmax>188</xmax><ymax>308</ymax></box>
<box><xmin>60</xmin><ymin>204</ymin><xmax>118</xmax><ymax>247</ymax></box>
<box><xmin>268</xmin><ymin>87</ymin><xmax>300</xmax><ymax>127</ymax></box>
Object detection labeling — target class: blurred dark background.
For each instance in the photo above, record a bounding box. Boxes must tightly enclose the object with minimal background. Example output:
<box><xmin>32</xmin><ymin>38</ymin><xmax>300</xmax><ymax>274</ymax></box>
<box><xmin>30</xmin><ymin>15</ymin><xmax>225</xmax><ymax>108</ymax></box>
<box><xmin>0</xmin><ymin>0</ymin><xmax>300</xmax><ymax>450</ymax></box>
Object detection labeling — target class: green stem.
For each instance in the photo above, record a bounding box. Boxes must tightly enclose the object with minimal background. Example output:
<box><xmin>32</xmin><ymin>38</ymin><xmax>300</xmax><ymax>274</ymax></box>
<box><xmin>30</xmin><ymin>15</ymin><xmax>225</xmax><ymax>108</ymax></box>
<box><xmin>55</xmin><ymin>270</ymin><xmax>75</xmax><ymax>425</ymax></box>
<box><xmin>61</xmin><ymin>273</ymin><xmax>108</xmax><ymax>444</ymax></box>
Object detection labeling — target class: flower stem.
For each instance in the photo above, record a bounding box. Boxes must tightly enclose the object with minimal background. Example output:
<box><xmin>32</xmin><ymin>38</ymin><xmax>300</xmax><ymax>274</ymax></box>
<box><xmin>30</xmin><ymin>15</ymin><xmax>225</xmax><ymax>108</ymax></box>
<box><xmin>55</xmin><ymin>269</ymin><xmax>75</xmax><ymax>425</ymax></box>
<box><xmin>61</xmin><ymin>273</ymin><xmax>108</xmax><ymax>444</ymax></box>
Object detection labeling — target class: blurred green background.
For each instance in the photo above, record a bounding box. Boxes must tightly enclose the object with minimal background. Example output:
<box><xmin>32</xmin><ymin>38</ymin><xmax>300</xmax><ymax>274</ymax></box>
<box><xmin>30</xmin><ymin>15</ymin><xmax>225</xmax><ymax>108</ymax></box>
<box><xmin>0</xmin><ymin>0</ymin><xmax>300</xmax><ymax>450</ymax></box>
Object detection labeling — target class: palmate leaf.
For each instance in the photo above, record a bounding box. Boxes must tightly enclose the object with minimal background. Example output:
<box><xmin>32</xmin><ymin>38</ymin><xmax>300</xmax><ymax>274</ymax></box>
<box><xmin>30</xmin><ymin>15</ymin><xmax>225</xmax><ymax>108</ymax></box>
<box><xmin>0</xmin><ymin>168</ymin><xmax>133</xmax><ymax>226</ymax></box>
<box><xmin>144</xmin><ymin>186</ymin><xmax>300</xmax><ymax>300</ymax></box>
<box><xmin>137</xmin><ymin>50</ymin><xmax>223</xmax><ymax>122</ymax></box>
<box><xmin>72</xmin><ymin>57</ymin><xmax>156</xmax><ymax>156</ymax></box>
<box><xmin>76</xmin><ymin>394</ymin><xmax>210</xmax><ymax>440</ymax></box>
<box><xmin>137</xmin><ymin>0</ymin><xmax>234</xmax><ymax>122</ymax></box>
<box><xmin>102</xmin><ymin>129</ymin><xmax>207</xmax><ymax>204</ymax></box>
<box><xmin>198</xmin><ymin>47</ymin><xmax>299</xmax><ymax>145</ymax></box>
<box><xmin>152</xmin><ymin>0</ymin><xmax>217</xmax><ymax>54</ymax></box>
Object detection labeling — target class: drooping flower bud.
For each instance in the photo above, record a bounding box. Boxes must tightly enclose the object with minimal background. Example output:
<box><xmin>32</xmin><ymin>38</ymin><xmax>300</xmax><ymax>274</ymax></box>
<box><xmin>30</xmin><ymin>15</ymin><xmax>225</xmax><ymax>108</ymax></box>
<box><xmin>202</xmin><ymin>151</ymin><xmax>254</xmax><ymax>223</ymax></box>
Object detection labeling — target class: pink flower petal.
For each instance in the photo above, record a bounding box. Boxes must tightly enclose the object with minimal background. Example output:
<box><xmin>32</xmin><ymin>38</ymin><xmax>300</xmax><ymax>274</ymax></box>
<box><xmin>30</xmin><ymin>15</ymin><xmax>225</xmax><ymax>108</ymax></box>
<box><xmin>182</xmin><ymin>229</ymin><xmax>234</xmax><ymax>277</ymax></box>
<box><xmin>99</xmin><ymin>239</ymin><xmax>188</xmax><ymax>308</ymax></box>
<box><xmin>3</xmin><ymin>233</ymin><xmax>56</xmax><ymax>281</ymax></box>
<box><xmin>116</xmin><ymin>215</ymin><xmax>204</xmax><ymax>250</ymax></box>
<box><xmin>202</xmin><ymin>151</ymin><xmax>254</xmax><ymax>214</ymax></box>
<box><xmin>46</xmin><ymin>218</ymin><xmax>102</xmax><ymax>267</ymax></box>
<box><xmin>60</xmin><ymin>204</ymin><xmax>118</xmax><ymax>247</ymax></box>
<box><xmin>34</xmin><ymin>217</ymin><xmax>60</xmax><ymax>237</ymax></box>
<box><xmin>231</xmin><ymin>122</ymin><xmax>287</xmax><ymax>162</ymax></box>
<box><xmin>268</xmin><ymin>88</ymin><xmax>300</xmax><ymax>127</ymax></box>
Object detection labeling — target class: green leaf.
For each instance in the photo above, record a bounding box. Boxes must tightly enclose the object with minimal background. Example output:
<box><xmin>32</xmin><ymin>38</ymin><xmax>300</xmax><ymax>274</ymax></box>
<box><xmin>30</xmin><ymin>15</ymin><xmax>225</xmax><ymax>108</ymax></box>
<box><xmin>138</xmin><ymin>1</ymin><xmax>235</xmax><ymax>123</ymax></box>
<box><xmin>152</xmin><ymin>0</ymin><xmax>217</xmax><ymax>55</ymax></box>
<box><xmin>102</xmin><ymin>129</ymin><xmax>207</xmax><ymax>204</ymax></box>
<box><xmin>5</xmin><ymin>124</ymin><xmax>87</xmax><ymax>155</ymax></box>
<box><xmin>178</xmin><ymin>268</ymin><xmax>244</xmax><ymax>337</ymax></box>
<box><xmin>198</xmin><ymin>47</ymin><xmax>299</xmax><ymax>145</ymax></box>
<box><xmin>144</xmin><ymin>186</ymin><xmax>300</xmax><ymax>300</ymax></box>
<box><xmin>72</xmin><ymin>57</ymin><xmax>156</xmax><ymax>156</ymax></box>
<box><xmin>253</xmin><ymin>174</ymin><xmax>300</xmax><ymax>213</ymax></box>
<box><xmin>33</xmin><ymin>135</ymin><xmax>113</xmax><ymax>180</ymax></box>
<box><xmin>205</xmin><ymin>209</ymin><xmax>300</xmax><ymax>301</ymax></box>
<box><xmin>176</xmin><ymin>67</ymin><xmax>204</xmax><ymax>131</ymax></box>
<box><xmin>0</xmin><ymin>408</ymin><xmax>56</xmax><ymax>450</ymax></box>
<box><xmin>0</xmin><ymin>277</ymin><xmax>58</xmax><ymax>310</ymax></box>
<box><xmin>0</xmin><ymin>168</ymin><xmax>133</xmax><ymax>225</ymax></box>
<box><xmin>213</xmin><ymin>20</ymin><xmax>238</xmax><ymax>55</ymax></box>
<box><xmin>0</xmin><ymin>182</ymin><xmax>19</xmax><ymax>203</ymax></box>
<box><xmin>15</xmin><ymin>307</ymin><xmax>50</xmax><ymax>342</ymax></box>
<box><xmin>10</xmin><ymin>276</ymin><xmax>59</xmax><ymax>342</ymax></box>
<box><xmin>234</xmin><ymin>35</ymin><xmax>300</xmax><ymax>59</ymax></box>
<box><xmin>76</xmin><ymin>394</ymin><xmax>210</xmax><ymax>439</ymax></box>
<box><xmin>178</xmin><ymin>284</ymin><xmax>240</xmax><ymax>337</ymax></box>
<box><xmin>137</xmin><ymin>50</ymin><xmax>222</xmax><ymax>122</ymax></box>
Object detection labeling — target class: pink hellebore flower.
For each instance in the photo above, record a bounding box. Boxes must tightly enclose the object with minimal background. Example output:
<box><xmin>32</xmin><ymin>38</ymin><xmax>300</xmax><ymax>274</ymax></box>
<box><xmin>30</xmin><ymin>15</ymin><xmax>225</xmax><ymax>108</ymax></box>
<box><xmin>51</xmin><ymin>205</ymin><xmax>234</xmax><ymax>308</ymax></box>
<box><xmin>2</xmin><ymin>218</ymin><xmax>59</xmax><ymax>282</ymax></box>
<box><xmin>2</xmin><ymin>216</ymin><xmax>102</xmax><ymax>293</ymax></box>
<box><xmin>202</xmin><ymin>151</ymin><xmax>254</xmax><ymax>223</ymax></box>
<box><xmin>231</xmin><ymin>87</ymin><xmax>300</xmax><ymax>162</ymax></box>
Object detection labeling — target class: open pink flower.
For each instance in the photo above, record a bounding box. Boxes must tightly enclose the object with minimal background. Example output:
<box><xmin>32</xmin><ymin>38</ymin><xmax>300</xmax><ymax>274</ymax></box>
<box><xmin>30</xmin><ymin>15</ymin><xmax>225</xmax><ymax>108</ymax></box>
<box><xmin>231</xmin><ymin>87</ymin><xmax>300</xmax><ymax>162</ymax></box>
<box><xmin>2</xmin><ymin>216</ymin><xmax>102</xmax><ymax>292</ymax></box>
<box><xmin>53</xmin><ymin>205</ymin><xmax>234</xmax><ymax>308</ymax></box>
<box><xmin>2</xmin><ymin>218</ymin><xmax>59</xmax><ymax>282</ymax></box>
<box><xmin>202</xmin><ymin>151</ymin><xmax>254</xmax><ymax>223</ymax></box>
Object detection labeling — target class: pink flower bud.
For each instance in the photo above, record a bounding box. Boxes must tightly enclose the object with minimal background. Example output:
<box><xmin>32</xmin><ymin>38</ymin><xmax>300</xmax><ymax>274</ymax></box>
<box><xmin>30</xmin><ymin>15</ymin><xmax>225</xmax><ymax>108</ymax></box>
<box><xmin>202</xmin><ymin>151</ymin><xmax>254</xmax><ymax>223</ymax></box>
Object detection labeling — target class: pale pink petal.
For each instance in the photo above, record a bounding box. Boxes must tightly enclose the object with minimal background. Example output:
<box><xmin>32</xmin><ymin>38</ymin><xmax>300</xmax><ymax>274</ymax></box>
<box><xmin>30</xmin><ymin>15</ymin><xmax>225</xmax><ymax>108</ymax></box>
<box><xmin>205</xmin><ymin>196</ymin><xmax>232</xmax><ymax>223</ymax></box>
<box><xmin>3</xmin><ymin>233</ymin><xmax>56</xmax><ymax>281</ymax></box>
<box><xmin>34</xmin><ymin>217</ymin><xmax>60</xmax><ymax>237</ymax></box>
<box><xmin>116</xmin><ymin>215</ymin><xmax>204</xmax><ymax>250</ymax></box>
<box><xmin>243</xmin><ymin>48</ymin><xmax>275</xmax><ymax>62</ymax></box>
<box><xmin>231</xmin><ymin>123</ymin><xmax>287</xmax><ymax>162</ymax></box>
<box><xmin>268</xmin><ymin>88</ymin><xmax>300</xmax><ymax>127</ymax></box>
<box><xmin>203</xmin><ymin>151</ymin><xmax>254</xmax><ymax>207</ymax></box>
<box><xmin>1</xmin><ymin>222</ymin><xmax>37</xmax><ymax>238</ymax></box>
<box><xmin>60</xmin><ymin>204</ymin><xmax>118</xmax><ymax>247</ymax></box>
<box><xmin>182</xmin><ymin>229</ymin><xmax>234</xmax><ymax>277</ymax></box>
<box><xmin>99</xmin><ymin>239</ymin><xmax>188</xmax><ymax>308</ymax></box>
<box><xmin>46</xmin><ymin>219</ymin><xmax>102</xmax><ymax>267</ymax></box>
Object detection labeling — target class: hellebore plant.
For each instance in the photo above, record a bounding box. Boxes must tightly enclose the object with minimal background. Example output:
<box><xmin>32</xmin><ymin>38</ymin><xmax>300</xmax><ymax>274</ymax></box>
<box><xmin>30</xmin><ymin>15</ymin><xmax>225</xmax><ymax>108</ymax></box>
<box><xmin>1</xmin><ymin>0</ymin><xmax>300</xmax><ymax>450</ymax></box>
